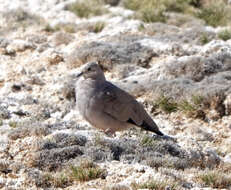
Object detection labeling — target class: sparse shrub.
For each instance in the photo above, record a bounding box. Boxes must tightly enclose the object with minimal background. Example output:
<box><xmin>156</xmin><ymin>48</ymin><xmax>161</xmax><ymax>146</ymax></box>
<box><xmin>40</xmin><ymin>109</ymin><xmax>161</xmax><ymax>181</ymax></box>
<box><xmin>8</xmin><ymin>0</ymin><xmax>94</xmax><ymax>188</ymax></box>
<box><xmin>52</xmin><ymin>173</ymin><xmax>70</xmax><ymax>188</ymax></box>
<box><xmin>146</xmin><ymin>157</ymin><xmax>166</xmax><ymax>170</ymax></box>
<box><xmin>67</xmin><ymin>0</ymin><xmax>108</xmax><ymax>18</ymax></box>
<box><xmin>123</xmin><ymin>0</ymin><xmax>140</xmax><ymax>11</ymax></box>
<box><xmin>152</xmin><ymin>94</ymin><xmax>206</xmax><ymax>118</ymax></box>
<box><xmin>196</xmin><ymin>170</ymin><xmax>231</xmax><ymax>188</ymax></box>
<box><xmin>138</xmin><ymin>23</ymin><xmax>145</xmax><ymax>31</ymax></box>
<box><xmin>123</xmin><ymin>0</ymin><xmax>231</xmax><ymax>26</ymax></box>
<box><xmin>200</xmin><ymin>33</ymin><xmax>210</xmax><ymax>44</ymax></box>
<box><xmin>131</xmin><ymin>179</ymin><xmax>178</xmax><ymax>190</ymax></box>
<box><xmin>164</xmin><ymin>0</ymin><xmax>191</xmax><ymax>13</ymax></box>
<box><xmin>62</xmin><ymin>24</ymin><xmax>76</xmax><ymax>33</ymax></box>
<box><xmin>218</xmin><ymin>29</ymin><xmax>231</xmax><ymax>41</ymax></box>
<box><xmin>89</xmin><ymin>22</ymin><xmax>105</xmax><ymax>33</ymax></box>
<box><xmin>147</xmin><ymin>155</ymin><xmax>190</xmax><ymax>170</ymax></box>
<box><xmin>51</xmin><ymin>133</ymin><xmax>87</xmax><ymax>147</ymax></box>
<box><xmin>39</xmin><ymin>173</ymin><xmax>53</xmax><ymax>187</ymax></box>
<box><xmin>9</xmin><ymin>121</ymin><xmax>17</xmax><ymax>128</ymax></box>
<box><xmin>93</xmin><ymin>133</ymin><xmax>105</xmax><ymax>146</ymax></box>
<box><xmin>196</xmin><ymin>1</ymin><xmax>231</xmax><ymax>27</ymax></box>
<box><xmin>38</xmin><ymin>172</ymin><xmax>71</xmax><ymax>188</ymax></box>
<box><xmin>188</xmin><ymin>0</ymin><xmax>202</xmax><ymax>8</ymax></box>
<box><xmin>44</xmin><ymin>23</ymin><xmax>76</xmax><ymax>33</ymax></box>
<box><xmin>140</xmin><ymin>135</ymin><xmax>182</xmax><ymax>157</ymax></box>
<box><xmin>155</xmin><ymin>95</ymin><xmax>178</xmax><ymax>113</ymax></box>
<box><xmin>140</xmin><ymin>7</ymin><xmax>166</xmax><ymax>23</ymax></box>
<box><xmin>123</xmin><ymin>0</ymin><xmax>167</xmax><ymax>23</ymax></box>
<box><xmin>141</xmin><ymin>135</ymin><xmax>158</xmax><ymax>146</ymax></box>
<box><xmin>178</xmin><ymin>95</ymin><xmax>206</xmax><ymax>119</ymax></box>
<box><xmin>191</xmin><ymin>94</ymin><xmax>204</xmax><ymax>106</ymax></box>
<box><xmin>179</xmin><ymin>100</ymin><xmax>196</xmax><ymax>112</ymax></box>
<box><xmin>103</xmin><ymin>184</ymin><xmax>130</xmax><ymax>190</ymax></box>
<box><xmin>30</xmin><ymin>146</ymin><xmax>83</xmax><ymax>170</ymax></box>
<box><xmin>70</xmin><ymin>160</ymin><xmax>106</xmax><ymax>182</ymax></box>
<box><xmin>8</xmin><ymin>121</ymin><xmax>50</xmax><ymax>140</ymax></box>
<box><xmin>2</xmin><ymin>9</ymin><xmax>45</xmax><ymax>30</ymax></box>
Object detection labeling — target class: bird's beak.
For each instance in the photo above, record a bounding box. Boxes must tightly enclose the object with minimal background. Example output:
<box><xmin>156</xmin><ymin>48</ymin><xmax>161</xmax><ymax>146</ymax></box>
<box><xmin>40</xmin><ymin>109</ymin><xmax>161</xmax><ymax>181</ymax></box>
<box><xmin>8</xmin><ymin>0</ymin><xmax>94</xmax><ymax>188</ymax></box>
<box><xmin>76</xmin><ymin>72</ymin><xmax>83</xmax><ymax>78</ymax></box>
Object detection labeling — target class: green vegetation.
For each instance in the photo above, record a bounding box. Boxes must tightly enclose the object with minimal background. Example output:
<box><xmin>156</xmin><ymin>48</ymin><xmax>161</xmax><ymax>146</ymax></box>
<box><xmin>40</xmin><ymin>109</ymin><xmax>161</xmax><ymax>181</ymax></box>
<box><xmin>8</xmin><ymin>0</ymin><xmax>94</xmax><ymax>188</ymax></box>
<box><xmin>141</xmin><ymin>135</ymin><xmax>158</xmax><ymax>146</ymax></box>
<box><xmin>164</xmin><ymin>0</ymin><xmax>192</xmax><ymax>13</ymax></box>
<box><xmin>123</xmin><ymin>0</ymin><xmax>167</xmax><ymax>23</ymax></box>
<box><xmin>132</xmin><ymin>179</ymin><xmax>178</xmax><ymax>190</ymax></box>
<box><xmin>122</xmin><ymin>0</ymin><xmax>231</xmax><ymax>26</ymax></box>
<box><xmin>9</xmin><ymin>121</ymin><xmax>17</xmax><ymax>128</ymax></box>
<box><xmin>38</xmin><ymin>160</ymin><xmax>106</xmax><ymax>187</ymax></box>
<box><xmin>90</xmin><ymin>22</ymin><xmax>105</xmax><ymax>33</ymax></box>
<box><xmin>138</xmin><ymin>23</ymin><xmax>145</xmax><ymax>31</ymax></box>
<box><xmin>44</xmin><ymin>23</ymin><xmax>76</xmax><ymax>33</ymax></box>
<box><xmin>70</xmin><ymin>160</ymin><xmax>106</xmax><ymax>182</ymax></box>
<box><xmin>179</xmin><ymin>100</ymin><xmax>196</xmax><ymax>112</ymax></box>
<box><xmin>218</xmin><ymin>29</ymin><xmax>231</xmax><ymax>41</ymax></box>
<box><xmin>67</xmin><ymin>0</ymin><xmax>108</xmax><ymax>18</ymax></box>
<box><xmin>153</xmin><ymin>94</ymin><xmax>205</xmax><ymax>118</ymax></box>
<box><xmin>155</xmin><ymin>95</ymin><xmax>178</xmax><ymax>113</ymax></box>
<box><xmin>191</xmin><ymin>94</ymin><xmax>204</xmax><ymax>106</ymax></box>
<box><xmin>197</xmin><ymin>170</ymin><xmax>231</xmax><ymax>188</ymax></box>
<box><xmin>196</xmin><ymin>1</ymin><xmax>231</xmax><ymax>27</ymax></box>
<box><xmin>40</xmin><ymin>172</ymin><xmax>70</xmax><ymax>188</ymax></box>
<box><xmin>200</xmin><ymin>33</ymin><xmax>210</xmax><ymax>45</ymax></box>
<box><xmin>62</xmin><ymin>24</ymin><xmax>76</xmax><ymax>33</ymax></box>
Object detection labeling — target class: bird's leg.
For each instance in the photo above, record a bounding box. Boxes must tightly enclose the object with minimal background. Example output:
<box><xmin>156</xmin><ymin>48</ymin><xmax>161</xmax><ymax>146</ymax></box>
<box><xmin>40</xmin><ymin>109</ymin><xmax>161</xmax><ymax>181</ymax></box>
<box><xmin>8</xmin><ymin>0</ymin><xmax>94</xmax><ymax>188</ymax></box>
<box><xmin>104</xmin><ymin>128</ymin><xmax>116</xmax><ymax>137</ymax></box>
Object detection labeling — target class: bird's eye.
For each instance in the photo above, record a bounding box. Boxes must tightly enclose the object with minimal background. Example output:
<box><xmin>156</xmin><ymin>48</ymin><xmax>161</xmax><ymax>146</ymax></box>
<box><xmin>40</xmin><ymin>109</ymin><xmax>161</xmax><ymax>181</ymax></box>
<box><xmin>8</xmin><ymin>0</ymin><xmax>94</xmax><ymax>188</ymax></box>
<box><xmin>87</xmin><ymin>68</ymin><xmax>91</xmax><ymax>71</ymax></box>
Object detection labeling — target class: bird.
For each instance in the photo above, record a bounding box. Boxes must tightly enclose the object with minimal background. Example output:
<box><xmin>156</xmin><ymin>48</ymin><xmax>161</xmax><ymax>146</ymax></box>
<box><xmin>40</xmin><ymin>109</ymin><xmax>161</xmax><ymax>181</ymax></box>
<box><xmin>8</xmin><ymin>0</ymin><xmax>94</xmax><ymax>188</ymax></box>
<box><xmin>75</xmin><ymin>62</ymin><xmax>164</xmax><ymax>136</ymax></box>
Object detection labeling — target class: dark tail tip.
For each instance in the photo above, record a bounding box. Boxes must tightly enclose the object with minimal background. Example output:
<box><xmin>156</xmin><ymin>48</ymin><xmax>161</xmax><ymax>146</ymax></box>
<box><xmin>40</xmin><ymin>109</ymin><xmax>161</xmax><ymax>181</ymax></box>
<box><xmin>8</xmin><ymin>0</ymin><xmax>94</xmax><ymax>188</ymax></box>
<box><xmin>141</xmin><ymin>120</ymin><xmax>164</xmax><ymax>136</ymax></box>
<box><xmin>155</xmin><ymin>130</ymin><xmax>164</xmax><ymax>136</ymax></box>
<box><xmin>127</xmin><ymin>118</ymin><xmax>164</xmax><ymax>136</ymax></box>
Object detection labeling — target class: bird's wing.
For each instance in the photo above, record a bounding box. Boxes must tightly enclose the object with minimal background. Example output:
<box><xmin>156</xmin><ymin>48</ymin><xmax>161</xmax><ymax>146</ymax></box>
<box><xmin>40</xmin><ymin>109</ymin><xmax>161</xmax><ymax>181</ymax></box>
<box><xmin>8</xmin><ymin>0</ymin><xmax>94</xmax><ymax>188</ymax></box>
<box><xmin>97</xmin><ymin>82</ymin><xmax>163</xmax><ymax>135</ymax></box>
<box><xmin>99</xmin><ymin>82</ymin><xmax>146</xmax><ymax>125</ymax></box>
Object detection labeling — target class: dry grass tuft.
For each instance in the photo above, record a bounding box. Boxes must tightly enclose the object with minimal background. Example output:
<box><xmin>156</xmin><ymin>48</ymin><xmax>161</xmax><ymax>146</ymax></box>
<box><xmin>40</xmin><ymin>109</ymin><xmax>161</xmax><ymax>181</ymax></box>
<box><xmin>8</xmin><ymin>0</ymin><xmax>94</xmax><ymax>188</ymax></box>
<box><xmin>67</xmin><ymin>0</ymin><xmax>109</xmax><ymax>18</ymax></box>
<box><xmin>196</xmin><ymin>169</ymin><xmax>231</xmax><ymax>188</ymax></box>
<box><xmin>70</xmin><ymin>160</ymin><xmax>106</xmax><ymax>182</ymax></box>
<box><xmin>131</xmin><ymin>179</ymin><xmax>178</xmax><ymax>190</ymax></box>
<box><xmin>218</xmin><ymin>29</ymin><xmax>231</xmax><ymax>41</ymax></box>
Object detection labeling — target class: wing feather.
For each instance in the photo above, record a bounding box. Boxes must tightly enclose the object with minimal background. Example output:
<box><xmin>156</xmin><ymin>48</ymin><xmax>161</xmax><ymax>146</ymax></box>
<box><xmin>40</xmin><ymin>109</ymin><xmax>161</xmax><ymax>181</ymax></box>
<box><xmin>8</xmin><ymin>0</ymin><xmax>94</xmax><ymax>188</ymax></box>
<box><xmin>100</xmin><ymin>82</ymin><xmax>143</xmax><ymax>125</ymax></box>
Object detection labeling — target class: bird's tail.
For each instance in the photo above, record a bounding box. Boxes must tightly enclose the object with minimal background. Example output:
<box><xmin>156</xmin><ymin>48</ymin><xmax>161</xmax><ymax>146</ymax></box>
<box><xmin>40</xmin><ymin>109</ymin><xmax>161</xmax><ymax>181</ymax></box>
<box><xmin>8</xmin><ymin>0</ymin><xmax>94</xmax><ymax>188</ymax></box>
<box><xmin>140</xmin><ymin>120</ymin><xmax>164</xmax><ymax>136</ymax></box>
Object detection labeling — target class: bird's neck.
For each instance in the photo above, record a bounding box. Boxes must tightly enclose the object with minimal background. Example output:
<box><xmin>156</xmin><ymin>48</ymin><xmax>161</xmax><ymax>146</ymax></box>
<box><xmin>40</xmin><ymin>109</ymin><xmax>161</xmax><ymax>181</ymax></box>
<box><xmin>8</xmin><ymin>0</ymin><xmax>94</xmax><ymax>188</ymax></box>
<box><xmin>86</xmin><ymin>76</ymin><xmax>106</xmax><ymax>86</ymax></box>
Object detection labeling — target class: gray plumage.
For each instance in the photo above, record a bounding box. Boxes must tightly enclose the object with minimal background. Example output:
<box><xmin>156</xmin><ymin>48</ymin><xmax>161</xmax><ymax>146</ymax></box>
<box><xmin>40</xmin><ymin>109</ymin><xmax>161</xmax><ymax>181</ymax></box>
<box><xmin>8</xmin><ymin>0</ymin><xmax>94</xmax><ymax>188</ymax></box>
<box><xmin>75</xmin><ymin>62</ymin><xmax>164</xmax><ymax>136</ymax></box>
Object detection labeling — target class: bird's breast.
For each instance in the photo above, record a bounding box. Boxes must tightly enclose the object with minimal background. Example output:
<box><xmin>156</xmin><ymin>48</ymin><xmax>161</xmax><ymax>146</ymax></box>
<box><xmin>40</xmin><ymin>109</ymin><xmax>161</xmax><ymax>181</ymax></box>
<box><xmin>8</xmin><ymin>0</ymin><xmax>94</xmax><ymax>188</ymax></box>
<box><xmin>75</xmin><ymin>79</ymin><xmax>103</xmax><ymax>120</ymax></box>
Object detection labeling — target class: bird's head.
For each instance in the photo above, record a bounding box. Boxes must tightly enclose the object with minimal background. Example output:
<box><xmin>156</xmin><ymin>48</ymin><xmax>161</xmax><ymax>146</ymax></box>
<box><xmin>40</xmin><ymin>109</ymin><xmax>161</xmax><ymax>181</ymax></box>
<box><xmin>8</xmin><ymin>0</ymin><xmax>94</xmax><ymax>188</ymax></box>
<box><xmin>77</xmin><ymin>62</ymin><xmax>105</xmax><ymax>81</ymax></box>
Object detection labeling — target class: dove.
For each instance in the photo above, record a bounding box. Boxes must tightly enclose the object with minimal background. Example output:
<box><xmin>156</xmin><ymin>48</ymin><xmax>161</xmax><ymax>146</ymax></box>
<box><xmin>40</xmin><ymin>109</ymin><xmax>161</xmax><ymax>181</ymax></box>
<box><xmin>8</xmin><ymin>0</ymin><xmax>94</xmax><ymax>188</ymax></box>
<box><xmin>75</xmin><ymin>62</ymin><xmax>164</xmax><ymax>136</ymax></box>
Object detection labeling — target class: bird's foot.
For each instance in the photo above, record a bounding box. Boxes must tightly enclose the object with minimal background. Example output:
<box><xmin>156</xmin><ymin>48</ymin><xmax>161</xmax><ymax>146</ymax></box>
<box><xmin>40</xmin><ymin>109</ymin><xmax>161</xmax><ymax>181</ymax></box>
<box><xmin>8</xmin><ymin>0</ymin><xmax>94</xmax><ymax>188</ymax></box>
<box><xmin>104</xmin><ymin>128</ymin><xmax>116</xmax><ymax>137</ymax></box>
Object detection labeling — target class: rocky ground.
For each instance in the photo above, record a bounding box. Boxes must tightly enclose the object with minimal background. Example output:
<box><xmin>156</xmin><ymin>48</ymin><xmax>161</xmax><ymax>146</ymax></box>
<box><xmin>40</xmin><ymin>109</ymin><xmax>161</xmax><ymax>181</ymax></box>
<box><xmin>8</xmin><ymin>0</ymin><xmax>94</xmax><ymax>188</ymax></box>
<box><xmin>0</xmin><ymin>0</ymin><xmax>231</xmax><ymax>189</ymax></box>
